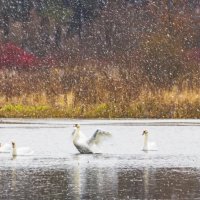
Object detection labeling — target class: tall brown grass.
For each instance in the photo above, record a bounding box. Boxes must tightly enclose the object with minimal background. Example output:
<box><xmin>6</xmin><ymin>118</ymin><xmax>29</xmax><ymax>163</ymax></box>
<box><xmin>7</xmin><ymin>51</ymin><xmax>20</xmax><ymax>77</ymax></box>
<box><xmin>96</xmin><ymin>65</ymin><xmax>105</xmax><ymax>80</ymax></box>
<box><xmin>1</xmin><ymin>86</ymin><xmax>200</xmax><ymax>118</ymax></box>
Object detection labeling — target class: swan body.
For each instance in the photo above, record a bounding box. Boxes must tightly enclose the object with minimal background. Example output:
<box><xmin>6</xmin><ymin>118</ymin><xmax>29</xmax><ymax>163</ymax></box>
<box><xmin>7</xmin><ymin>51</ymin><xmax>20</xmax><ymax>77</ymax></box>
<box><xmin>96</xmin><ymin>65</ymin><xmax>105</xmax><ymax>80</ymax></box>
<box><xmin>142</xmin><ymin>130</ymin><xmax>157</xmax><ymax>151</ymax></box>
<box><xmin>0</xmin><ymin>143</ymin><xmax>11</xmax><ymax>153</ymax></box>
<box><xmin>12</xmin><ymin>142</ymin><xmax>34</xmax><ymax>157</ymax></box>
<box><xmin>72</xmin><ymin>124</ymin><xmax>111</xmax><ymax>154</ymax></box>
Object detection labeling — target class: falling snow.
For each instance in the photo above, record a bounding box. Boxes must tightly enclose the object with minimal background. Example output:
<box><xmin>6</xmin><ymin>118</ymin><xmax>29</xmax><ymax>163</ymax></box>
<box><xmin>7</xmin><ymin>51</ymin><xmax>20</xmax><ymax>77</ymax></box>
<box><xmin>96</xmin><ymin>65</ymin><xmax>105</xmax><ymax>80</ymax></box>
<box><xmin>0</xmin><ymin>0</ymin><xmax>199</xmax><ymax>118</ymax></box>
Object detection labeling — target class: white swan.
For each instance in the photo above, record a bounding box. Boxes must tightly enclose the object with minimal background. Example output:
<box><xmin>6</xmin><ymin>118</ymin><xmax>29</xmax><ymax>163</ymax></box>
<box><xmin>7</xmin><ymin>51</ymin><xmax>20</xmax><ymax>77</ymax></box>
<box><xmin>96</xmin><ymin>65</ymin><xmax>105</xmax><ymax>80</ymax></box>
<box><xmin>72</xmin><ymin>124</ymin><xmax>112</xmax><ymax>154</ymax></box>
<box><xmin>12</xmin><ymin>142</ymin><xmax>34</xmax><ymax>157</ymax></box>
<box><xmin>0</xmin><ymin>143</ymin><xmax>11</xmax><ymax>153</ymax></box>
<box><xmin>142</xmin><ymin>130</ymin><xmax>157</xmax><ymax>151</ymax></box>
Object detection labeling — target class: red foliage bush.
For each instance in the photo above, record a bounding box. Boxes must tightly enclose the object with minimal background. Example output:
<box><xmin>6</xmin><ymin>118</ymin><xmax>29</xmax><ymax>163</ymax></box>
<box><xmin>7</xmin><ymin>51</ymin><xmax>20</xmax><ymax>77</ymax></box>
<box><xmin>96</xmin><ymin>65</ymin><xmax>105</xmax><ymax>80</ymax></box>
<box><xmin>0</xmin><ymin>43</ymin><xmax>39</xmax><ymax>68</ymax></box>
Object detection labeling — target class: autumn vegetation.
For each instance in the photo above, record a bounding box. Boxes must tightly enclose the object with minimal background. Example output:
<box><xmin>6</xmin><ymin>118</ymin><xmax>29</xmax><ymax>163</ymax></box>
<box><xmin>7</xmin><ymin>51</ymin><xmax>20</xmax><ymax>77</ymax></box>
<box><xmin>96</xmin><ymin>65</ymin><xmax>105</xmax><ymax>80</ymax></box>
<box><xmin>0</xmin><ymin>0</ymin><xmax>199</xmax><ymax>118</ymax></box>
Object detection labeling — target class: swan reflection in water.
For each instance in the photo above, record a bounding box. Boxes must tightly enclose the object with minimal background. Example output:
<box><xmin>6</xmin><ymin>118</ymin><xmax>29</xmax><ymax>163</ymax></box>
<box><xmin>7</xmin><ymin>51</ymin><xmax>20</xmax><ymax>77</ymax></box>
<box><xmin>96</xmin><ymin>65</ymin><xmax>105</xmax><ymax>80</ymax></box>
<box><xmin>71</xmin><ymin>154</ymin><xmax>118</xmax><ymax>199</ymax></box>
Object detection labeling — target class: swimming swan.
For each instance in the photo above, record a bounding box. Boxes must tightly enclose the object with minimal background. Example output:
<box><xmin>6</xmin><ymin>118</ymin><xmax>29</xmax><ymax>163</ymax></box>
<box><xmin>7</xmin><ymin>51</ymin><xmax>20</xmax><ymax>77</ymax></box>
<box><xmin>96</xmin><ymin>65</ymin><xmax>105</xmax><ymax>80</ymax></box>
<box><xmin>0</xmin><ymin>143</ymin><xmax>11</xmax><ymax>153</ymax></box>
<box><xmin>142</xmin><ymin>130</ymin><xmax>157</xmax><ymax>151</ymax></box>
<box><xmin>72</xmin><ymin>124</ymin><xmax>112</xmax><ymax>154</ymax></box>
<box><xmin>12</xmin><ymin>142</ymin><xmax>34</xmax><ymax>157</ymax></box>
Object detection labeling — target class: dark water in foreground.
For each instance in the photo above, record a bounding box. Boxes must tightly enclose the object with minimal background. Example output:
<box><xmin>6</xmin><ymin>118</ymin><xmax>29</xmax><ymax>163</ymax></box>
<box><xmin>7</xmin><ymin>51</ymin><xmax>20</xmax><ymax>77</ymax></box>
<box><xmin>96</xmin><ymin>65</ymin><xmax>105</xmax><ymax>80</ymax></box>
<box><xmin>1</xmin><ymin>162</ymin><xmax>200</xmax><ymax>199</ymax></box>
<box><xmin>1</xmin><ymin>165</ymin><xmax>200</xmax><ymax>199</ymax></box>
<box><xmin>1</xmin><ymin>119</ymin><xmax>200</xmax><ymax>199</ymax></box>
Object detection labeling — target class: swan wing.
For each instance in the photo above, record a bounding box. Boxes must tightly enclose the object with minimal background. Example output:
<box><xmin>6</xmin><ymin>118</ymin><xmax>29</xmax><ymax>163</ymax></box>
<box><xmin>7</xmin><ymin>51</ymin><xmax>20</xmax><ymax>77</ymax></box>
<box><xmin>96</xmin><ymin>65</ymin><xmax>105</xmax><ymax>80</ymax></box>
<box><xmin>17</xmin><ymin>147</ymin><xmax>34</xmax><ymax>155</ymax></box>
<box><xmin>88</xmin><ymin>129</ymin><xmax>112</xmax><ymax>146</ymax></box>
<box><xmin>0</xmin><ymin>143</ymin><xmax>11</xmax><ymax>153</ymax></box>
<box><xmin>148</xmin><ymin>142</ymin><xmax>158</xmax><ymax>151</ymax></box>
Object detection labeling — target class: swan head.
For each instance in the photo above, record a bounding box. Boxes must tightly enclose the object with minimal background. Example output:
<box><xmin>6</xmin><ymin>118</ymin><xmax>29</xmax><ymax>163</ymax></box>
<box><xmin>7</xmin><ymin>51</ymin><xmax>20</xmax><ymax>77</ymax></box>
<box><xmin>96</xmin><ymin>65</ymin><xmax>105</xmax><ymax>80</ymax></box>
<box><xmin>73</xmin><ymin>124</ymin><xmax>80</xmax><ymax>129</ymax></box>
<box><xmin>142</xmin><ymin>130</ymin><xmax>148</xmax><ymax>135</ymax></box>
<box><xmin>72</xmin><ymin>124</ymin><xmax>80</xmax><ymax>137</ymax></box>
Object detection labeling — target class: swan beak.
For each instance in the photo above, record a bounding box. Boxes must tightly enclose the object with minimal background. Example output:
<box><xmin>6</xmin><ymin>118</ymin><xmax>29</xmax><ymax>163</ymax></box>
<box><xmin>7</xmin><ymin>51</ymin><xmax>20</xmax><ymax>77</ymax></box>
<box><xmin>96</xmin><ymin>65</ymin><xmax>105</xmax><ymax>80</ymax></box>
<box><xmin>142</xmin><ymin>131</ymin><xmax>145</xmax><ymax>135</ymax></box>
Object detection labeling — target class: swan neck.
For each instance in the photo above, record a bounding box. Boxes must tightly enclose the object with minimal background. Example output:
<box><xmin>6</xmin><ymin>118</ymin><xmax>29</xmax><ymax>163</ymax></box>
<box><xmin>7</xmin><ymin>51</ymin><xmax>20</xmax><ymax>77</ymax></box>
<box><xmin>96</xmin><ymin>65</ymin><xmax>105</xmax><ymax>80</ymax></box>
<box><xmin>12</xmin><ymin>145</ymin><xmax>17</xmax><ymax>156</ymax></box>
<box><xmin>143</xmin><ymin>134</ymin><xmax>148</xmax><ymax>150</ymax></box>
<box><xmin>73</xmin><ymin>128</ymin><xmax>80</xmax><ymax>142</ymax></box>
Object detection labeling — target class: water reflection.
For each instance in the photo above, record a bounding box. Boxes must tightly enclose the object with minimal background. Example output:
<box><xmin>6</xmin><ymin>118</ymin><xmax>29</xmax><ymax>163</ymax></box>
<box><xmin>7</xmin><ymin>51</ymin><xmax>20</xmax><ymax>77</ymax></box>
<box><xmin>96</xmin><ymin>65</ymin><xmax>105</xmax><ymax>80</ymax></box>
<box><xmin>1</xmin><ymin>166</ymin><xmax>200</xmax><ymax>199</ymax></box>
<box><xmin>119</xmin><ymin>167</ymin><xmax>200</xmax><ymax>199</ymax></box>
<box><xmin>1</xmin><ymin>119</ymin><xmax>200</xmax><ymax>199</ymax></box>
<box><xmin>72</xmin><ymin>154</ymin><xmax>118</xmax><ymax>199</ymax></box>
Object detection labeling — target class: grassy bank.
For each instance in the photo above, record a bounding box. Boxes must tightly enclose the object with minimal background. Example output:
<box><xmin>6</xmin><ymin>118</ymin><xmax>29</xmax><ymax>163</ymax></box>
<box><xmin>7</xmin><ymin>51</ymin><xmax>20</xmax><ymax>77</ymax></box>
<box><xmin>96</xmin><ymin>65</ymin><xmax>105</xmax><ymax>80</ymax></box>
<box><xmin>0</xmin><ymin>89</ymin><xmax>200</xmax><ymax>118</ymax></box>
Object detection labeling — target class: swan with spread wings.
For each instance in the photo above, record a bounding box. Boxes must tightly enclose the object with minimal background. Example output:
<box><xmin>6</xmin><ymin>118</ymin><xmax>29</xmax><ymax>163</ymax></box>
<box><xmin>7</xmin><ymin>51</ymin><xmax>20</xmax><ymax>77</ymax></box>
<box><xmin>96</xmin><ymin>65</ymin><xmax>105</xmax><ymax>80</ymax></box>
<box><xmin>72</xmin><ymin>124</ymin><xmax>112</xmax><ymax>154</ymax></box>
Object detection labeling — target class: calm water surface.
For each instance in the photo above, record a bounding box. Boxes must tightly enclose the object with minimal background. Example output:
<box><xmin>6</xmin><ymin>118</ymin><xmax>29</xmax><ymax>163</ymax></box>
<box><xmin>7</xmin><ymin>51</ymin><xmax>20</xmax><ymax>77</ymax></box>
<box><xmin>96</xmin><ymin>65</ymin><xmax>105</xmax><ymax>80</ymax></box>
<box><xmin>1</xmin><ymin>119</ymin><xmax>200</xmax><ymax>199</ymax></box>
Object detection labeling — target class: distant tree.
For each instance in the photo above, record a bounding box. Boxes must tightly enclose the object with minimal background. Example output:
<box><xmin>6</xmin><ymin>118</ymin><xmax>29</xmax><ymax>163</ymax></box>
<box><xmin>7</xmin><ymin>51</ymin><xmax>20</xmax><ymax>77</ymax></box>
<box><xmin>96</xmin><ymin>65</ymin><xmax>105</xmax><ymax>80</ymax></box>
<box><xmin>0</xmin><ymin>0</ymin><xmax>33</xmax><ymax>45</ymax></box>
<box><xmin>68</xmin><ymin>0</ymin><xmax>103</xmax><ymax>40</ymax></box>
<box><xmin>139</xmin><ymin>33</ymin><xmax>186</xmax><ymax>90</ymax></box>
<box><xmin>36</xmin><ymin>0</ymin><xmax>72</xmax><ymax>48</ymax></box>
<box><xmin>0</xmin><ymin>0</ymin><xmax>11</xmax><ymax>41</ymax></box>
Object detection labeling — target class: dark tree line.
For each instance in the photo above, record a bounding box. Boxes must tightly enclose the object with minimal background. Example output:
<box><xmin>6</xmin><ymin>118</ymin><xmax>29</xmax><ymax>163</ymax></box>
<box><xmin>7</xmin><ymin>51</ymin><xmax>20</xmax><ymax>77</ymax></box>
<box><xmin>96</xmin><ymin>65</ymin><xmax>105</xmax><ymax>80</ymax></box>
<box><xmin>0</xmin><ymin>0</ymin><xmax>199</xmax><ymax>104</ymax></box>
<box><xmin>0</xmin><ymin>0</ymin><xmax>106</xmax><ymax>51</ymax></box>
<box><xmin>0</xmin><ymin>0</ymin><xmax>198</xmax><ymax>54</ymax></box>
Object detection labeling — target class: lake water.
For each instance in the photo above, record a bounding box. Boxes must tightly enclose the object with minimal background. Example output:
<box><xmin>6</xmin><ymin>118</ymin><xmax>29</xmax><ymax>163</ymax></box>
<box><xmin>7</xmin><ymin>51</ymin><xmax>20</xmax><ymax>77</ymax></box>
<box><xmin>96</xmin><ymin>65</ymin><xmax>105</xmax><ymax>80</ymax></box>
<box><xmin>1</xmin><ymin>119</ymin><xmax>200</xmax><ymax>199</ymax></box>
